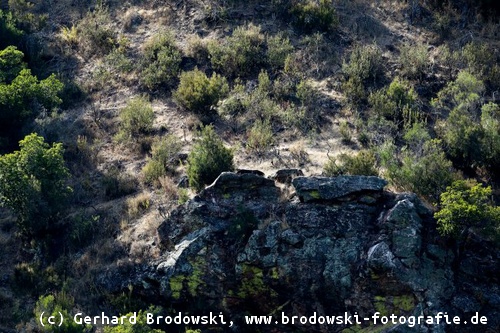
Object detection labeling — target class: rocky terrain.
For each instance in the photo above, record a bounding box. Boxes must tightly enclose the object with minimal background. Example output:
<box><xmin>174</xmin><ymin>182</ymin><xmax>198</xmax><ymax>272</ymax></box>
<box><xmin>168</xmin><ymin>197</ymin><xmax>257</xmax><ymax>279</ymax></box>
<box><xmin>95</xmin><ymin>172</ymin><xmax>499</xmax><ymax>332</ymax></box>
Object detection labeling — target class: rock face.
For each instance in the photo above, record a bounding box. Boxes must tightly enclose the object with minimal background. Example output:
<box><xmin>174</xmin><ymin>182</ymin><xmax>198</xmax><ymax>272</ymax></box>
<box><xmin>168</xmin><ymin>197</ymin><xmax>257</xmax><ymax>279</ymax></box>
<box><xmin>116</xmin><ymin>172</ymin><xmax>498</xmax><ymax>333</ymax></box>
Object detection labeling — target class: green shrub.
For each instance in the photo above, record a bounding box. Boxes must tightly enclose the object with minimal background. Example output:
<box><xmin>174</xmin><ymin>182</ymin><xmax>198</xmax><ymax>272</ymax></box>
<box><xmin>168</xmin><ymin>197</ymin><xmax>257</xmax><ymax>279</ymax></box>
<box><xmin>35</xmin><ymin>293</ymin><xmax>90</xmax><ymax>333</ymax></box>
<box><xmin>0</xmin><ymin>10</ymin><xmax>24</xmax><ymax>49</ymax></box>
<box><xmin>0</xmin><ymin>46</ymin><xmax>63</xmax><ymax>151</ymax></box>
<box><xmin>187</xmin><ymin>125</ymin><xmax>234</xmax><ymax>191</ymax></box>
<box><xmin>101</xmin><ymin>167</ymin><xmax>137</xmax><ymax>199</ymax></box>
<box><xmin>143</xmin><ymin>135</ymin><xmax>182</xmax><ymax>185</ymax></box>
<box><xmin>399</xmin><ymin>43</ymin><xmax>429</xmax><ymax>80</ymax></box>
<box><xmin>0</xmin><ymin>134</ymin><xmax>71</xmax><ymax>235</ymax></box>
<box><xmin>246</xmin><ymin>119</ymin><xmax>274</xmax><ymax>155</ymax></box>
<box><xmin>461</xmin><ymin>42</ymin><xmax>495</xmax><ymax>80</ymax></box>
<box><xmin>481</xmin><ymin>103</ymin><xmax>500</xmax><ymax>178</ymax></box>
<box><xmin>103</xmin><ymin>307</ymin><xmax>164</xmax><ymax>333</ymax></box>
<box><xmin>290</xmin><ymin>0</ymin><xmax>338</xmax><ymax>33</ymax></box>
<box><xmin>174</xmin><ymin>68</ymin><xmax>229</xmax><ymax>120</ymax></box>
<box><xmin>342</xmin><ymin>44</ymin><xmax>383</xmax><ymax>104</ymax></box>
<box><xmin>379</xmin><ymin>139</ymin><xmax>456</xmax><ymax>202</ymax></box>
<box><xmin>267</xmin><ymin>32</ymin><xmax>294</xmax><ymax>70</ymax></box>
<box><xmin>141</xmin><ymin>32</ymin><xmax>182</xmax><ymax>89</ymax></box>
<box><xmin>369</xmin><ymin>78</ymin><xmax>420</xmax><ymax>128</ymax></box>
<box><xmin>342</xmin><ymin>44</ymin><xmax>383</xmax><ymax>85</ymax></box>
<box><xmin>77</xmin><ymin>6</ymin><xmax>116</xmax><ymax>56</ymax></box>
<box><xmin>432</xmin><ymin>72</ymin><xmax>485</xmax><ymax>169</ymax></box>
<box><xmin>323</xmin><ymin>150</ymin><xmax>378</xmax><ymax>177</ymax></box>
<box><xmin>116</xmin><ymin>96</ymin><xmax>155</xmax><ymax>142</ymax></box>
<box><xmin>435</xmin><ymin>179</ymin><xmax>500</xmax><ymax>241</ymax></box>
<box><xmin>208</xmin><ymin>23</ymin><xmax>266</xmax><ymax>77</ymax></box>
<box><xmin>438</xmin><ymin>44</ymin><xmax>460</xmax><ymax>79</ymax></box>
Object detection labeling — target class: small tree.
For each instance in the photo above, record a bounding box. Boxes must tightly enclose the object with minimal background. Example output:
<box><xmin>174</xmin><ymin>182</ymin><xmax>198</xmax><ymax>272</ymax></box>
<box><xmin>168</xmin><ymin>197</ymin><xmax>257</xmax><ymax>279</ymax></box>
<box><xmin>187</xmin><ymin>125</ymin><xmax>234</xmax><ymax>191</ymax></box>
<box><xmin>435</xmin><ymin>180</ymin><xmax>500</xmax><ymax>262</ymax></box>
<box><xmin>0</xmin><ymin>133</ymin><xmax>71</xmax><ymax>235</ymax></box>
<box><xmin>435</xmin><ymin>180</ymin><xmax>500</xmax><ymax>239</ymax></box>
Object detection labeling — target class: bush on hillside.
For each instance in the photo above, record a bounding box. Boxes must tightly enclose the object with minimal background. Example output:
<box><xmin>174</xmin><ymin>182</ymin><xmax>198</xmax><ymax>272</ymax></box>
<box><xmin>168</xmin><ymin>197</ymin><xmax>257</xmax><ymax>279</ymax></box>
<box><xmin>187</xmin><ymin>125</ymin><xmax>234</xmax><ymax>191</ymax></box>
<box><xmin>369</xmin><ymin>78</ymin><xmax>421</xmax><ymax>128</ymax></box>
<box><xmin>208</xmin><ymin>23</ymin><xmax>266</xmax><ymax>78</ymax></box>
<box><xmin>116</xmin><ymin>96</ymin><xmax>155</xmax><ymax>142</ymax></box>
<box><xmin>141</xmin><ymin>32</ymin><xmax>182</xmax><ymax>90</ymax></box>
<box><xmin>143</xmin><ymin>135</ymin><xmax>182</xmax><ymax>185</ymax></box>
<box><xmin>290</xmin><ymin>0</ymin><xmax>338</xmax><ymax>33</ymax></box>
<box><xmin>174</xmin><ymin>68</ymin><xmax>229</xmax><ymax>120</ymax></box>
<box><xmin>0</xmin><ymin>133</ymin><xmax>71</xmax><ymax>235</ymax></box>
<box><xmin>399</xmin><ymin>43</ymin><xmax>429</xmax><ymax>80</ymax></box>
<box><xmin>77</xmin><ymin>6</ymin><xmax>116</xmax><ymax>56</ymax></box>
<box><xmin>342</xmin><ymin>44</ymin><xmax>383</xmax><ymax>104</ymax></box>
<box><xmin>435</xmin><ymin>179</ymin><xmax>500</xmax><ymax>242</ymax></box>
<box><xmin>323</xmin><ymin>150</ymin><xmax>378</xmax><ymax>177</ymax></box>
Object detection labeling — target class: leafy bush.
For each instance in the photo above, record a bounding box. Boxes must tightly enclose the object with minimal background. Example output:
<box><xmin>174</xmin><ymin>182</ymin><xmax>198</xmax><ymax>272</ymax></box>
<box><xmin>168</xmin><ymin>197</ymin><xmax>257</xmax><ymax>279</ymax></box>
<box><xmin>379</xmin><ymin>139</ymin><xmax>456</xmax><ymax>202</ymax></box>
<box><xmin>432</xmin><ymin>71</ymin><xmax>484</xmax><ymax>116</ymax></box>
<box><xmin>77</xmin><ymin>5</ymin><xmax>116</xmax><ymax>56</ymax></box>
<box><xmin>435</xmin><ymin>180</ymin><xmax>500</xmax><ymax>241</ymax></box>
<box><xmin>35</xmin><ymin>293</ymin><xmax>90</xmax><ymax>333</ymax></box>
<box><xmin>461</xmin><ymin>42</ymin><xmax>495</xmax><ymax>80</ymax></box>
<box><xmin>187</xmin><ymin>125</ymin><xmax>234</xmax><ymax>191</ymax></box>
<box><xmin>0</xmin><ymin>46</ymin><xmax>63</xmax><ymax>151</ymax></box>
<box><xmin>433</xmin><ymin>72</ymin><xmax>485</xmax><ymax>170</ymax></box>
<box><xmin>0</xmin><ymin>133</ymin><xmax>71</xmax><ymax>236</ymax></box>
<box><xmin>323</xmin><ymin>150</ymin><xmax>378</xmax><ymax>177</ymax></box>
<box><xmin>140</xmin><ymin>32</ymin><xmax>182</xmax><ymax>89</ymax></box>
<box><xmin>103</xmin><ymin>307</ymin><xmax>164</xmax><ymax>333</ymax></box>
<box><xmin>480</xmin><ymin>103</ymin><xmax>500</xmax><ymax>178</ymax></box>
<box><xmin>267</xmin><ymin>33</ymin><xmax>294</xmax><ymax>70</ymax></box>
<box><xmin>290</xmin><ymin>0</ymin><xmax>338</xmax><ymax>33</ymax></box>
<box><xmin>369</xmin><ymin>78</ymin><xmax>420</xmax><ymax>128</ymax></box>
<box><xmin>0</xmin><ymin>10</ymin><xmax>24</xmax><ymax>49</ymax></box>
<box><xmin>116</xmin><ymin>96</ymin><xmax>155</xmax><ymax>142</ymax></box>
<box><xmin>143</xmin><ymin>135</ymin><xmax>182</xmax><ymax>185</ymax></box>
<box><xmin>342</xmin><ymin>44</ymin><xmax>383</xmax><ymax>104</ymax></box>
<box><xmin>399</xmin><ymin>43</ymin><xmax>429</xmax><ymax>80</ymax></box>
<box><xmin>174</xmin><ymin>68</ymin><xmax>229</xmax><ymax>120</ymax></box>
<box><xmin>246</xmin><ymin>119</ymin><xmax>274</xmax><ymax>155</ymax></box>
<box><xmin>208</xmin><ymin>23</ymin><xmax>266</xmax><ymax>77</ymax></box>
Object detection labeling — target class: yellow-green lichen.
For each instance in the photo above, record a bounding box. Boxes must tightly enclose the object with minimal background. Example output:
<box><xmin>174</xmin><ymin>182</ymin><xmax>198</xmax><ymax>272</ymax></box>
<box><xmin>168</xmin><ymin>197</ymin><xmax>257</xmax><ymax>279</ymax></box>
<box><xmin>393</xmin><ymin>295</ymin><xmax>415</xmax><ymax>312</ymax></box>
<box><xmin>309</xmin><ymin>190</ymin><xmax>321</xmax><ymax>199</ymax></box>
<box><xmin>270</xmin><ymin>267</ymin><xmax>280</xmax><ymax>279</ymax></box>
<box><xmin>373</xmin><ymin>296</ymin><xmax>389</xmax><ymax>316</ymax></box>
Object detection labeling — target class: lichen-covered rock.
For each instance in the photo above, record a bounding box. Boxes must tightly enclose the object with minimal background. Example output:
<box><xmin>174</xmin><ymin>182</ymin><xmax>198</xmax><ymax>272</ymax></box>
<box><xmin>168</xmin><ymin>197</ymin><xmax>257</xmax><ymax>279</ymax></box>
<box><xmin>111</xmin><ymin>172</ymin><xmax>499</xmax><ymax>333</ymax></box>
<box><xmin>292</xmin><ymin>175</ymin><xmax>388</xmax><ymax>202</ymax></box>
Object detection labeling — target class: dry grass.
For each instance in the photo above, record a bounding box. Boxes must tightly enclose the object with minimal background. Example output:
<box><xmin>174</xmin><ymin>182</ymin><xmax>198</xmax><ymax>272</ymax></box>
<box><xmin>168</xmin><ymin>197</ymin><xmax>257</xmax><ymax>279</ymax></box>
<box><xmin>159</xmin><ymin>176</ymin><xmax>178</xmax><ymax>201</ymax></box>
<box><xmin>127</xmin><ymin>192</ymin><xmax>151</xmax><ymax>218</ymax></box>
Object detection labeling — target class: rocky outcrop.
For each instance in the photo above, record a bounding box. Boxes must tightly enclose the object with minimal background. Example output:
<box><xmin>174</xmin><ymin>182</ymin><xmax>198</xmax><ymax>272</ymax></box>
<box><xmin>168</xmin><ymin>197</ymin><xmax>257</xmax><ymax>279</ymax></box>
<box><xmin>110</xmin><ymin>172</ymin><xmax>498</xmax><ymax>333</ymax></box>
<box><xmin>292</xmin><ymin>176</ymin><xmax>388</xmax><ymax>202</ymax></box>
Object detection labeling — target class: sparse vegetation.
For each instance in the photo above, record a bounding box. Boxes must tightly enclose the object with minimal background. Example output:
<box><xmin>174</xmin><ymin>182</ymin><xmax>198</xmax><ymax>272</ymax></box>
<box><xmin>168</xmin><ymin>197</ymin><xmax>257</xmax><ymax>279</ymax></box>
<box><xmin>324</xmin><ymin>150</ymin><xmax>378</xmax><ymax>177</ymax></box>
